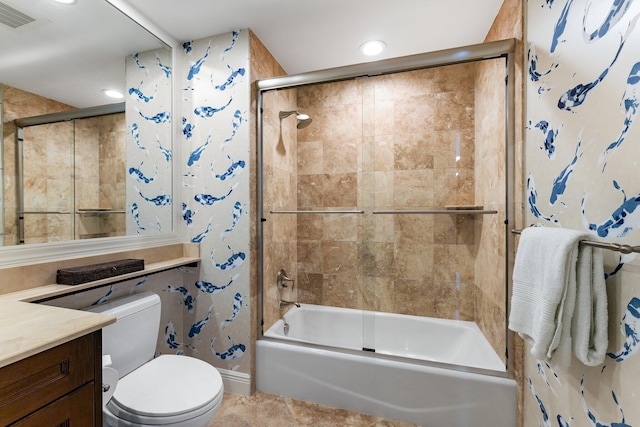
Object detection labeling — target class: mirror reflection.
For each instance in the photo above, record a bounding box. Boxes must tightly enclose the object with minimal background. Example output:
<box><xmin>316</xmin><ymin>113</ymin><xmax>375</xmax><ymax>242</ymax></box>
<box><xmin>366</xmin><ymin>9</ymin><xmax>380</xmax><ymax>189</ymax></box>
<box><xmin>0</xmin><ymin>0</ymin><xmax>173</xmax><ymax>247</ymax></box>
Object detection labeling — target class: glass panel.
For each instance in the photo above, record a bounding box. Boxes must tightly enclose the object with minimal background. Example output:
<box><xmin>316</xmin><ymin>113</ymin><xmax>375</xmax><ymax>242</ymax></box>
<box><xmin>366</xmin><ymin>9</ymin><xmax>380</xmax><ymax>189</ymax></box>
<box><xmin>367</xmin><ymin>59</ymin><xmax>508</xmax><ymax>370</ymax></box>
<box><xmin>261</xmin><ymin>88</ymin><xmax>301</xmax><ymax>334</ymax></box>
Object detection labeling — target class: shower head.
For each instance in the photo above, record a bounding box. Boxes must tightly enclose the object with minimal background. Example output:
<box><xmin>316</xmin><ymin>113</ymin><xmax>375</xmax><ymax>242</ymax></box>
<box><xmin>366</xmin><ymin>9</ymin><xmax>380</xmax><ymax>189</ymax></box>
<box><xmin>279</xmin><ymin>110</ymin><xmax>312</xmax><ymax>129</ymax></box>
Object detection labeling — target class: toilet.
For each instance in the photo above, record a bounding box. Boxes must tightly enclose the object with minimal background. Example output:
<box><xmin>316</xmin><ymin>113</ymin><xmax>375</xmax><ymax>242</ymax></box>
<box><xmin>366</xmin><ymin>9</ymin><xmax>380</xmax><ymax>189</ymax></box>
<box><xmin>87</xmin><ymin>291</ymin><xmax>224</xmax><ymax>427</ymax></box>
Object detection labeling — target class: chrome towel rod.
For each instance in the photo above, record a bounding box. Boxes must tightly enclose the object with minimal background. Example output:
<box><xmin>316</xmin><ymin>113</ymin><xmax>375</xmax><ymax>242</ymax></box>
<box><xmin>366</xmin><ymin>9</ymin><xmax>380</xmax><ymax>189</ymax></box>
<box><xmin>511</xmin><ymin>229</ymin><xmax>640</xmax><ymax>254</ymax></box>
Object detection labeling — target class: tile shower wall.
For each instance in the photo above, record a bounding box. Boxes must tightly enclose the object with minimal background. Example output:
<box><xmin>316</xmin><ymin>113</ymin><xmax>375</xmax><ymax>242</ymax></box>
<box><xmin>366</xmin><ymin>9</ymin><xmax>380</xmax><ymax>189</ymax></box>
<box><xmin>474</xmin><ymin>57</ymin><xmax>509</xmax><ymax>363</ymax></box>
<box><xmin>474</xmin><ymin>0</ymin><xmax>525</xmax><ymax>376</ymax></box>
<box><xmin>524</xmin><ymin>0</ymin><xmax>640</xmax><ymax>425</ymax></box>
<box><xmin>294</xmin><ymin>66</ymin><xmax>481</xmax><ymax>320</ymax></box>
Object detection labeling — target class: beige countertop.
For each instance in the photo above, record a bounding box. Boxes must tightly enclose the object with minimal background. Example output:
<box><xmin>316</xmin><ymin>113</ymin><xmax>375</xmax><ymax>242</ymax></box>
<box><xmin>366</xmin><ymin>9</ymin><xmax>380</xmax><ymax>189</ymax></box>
<box><xmin>0</xmin><ymin>300</ymin><xmax>115</xmax><ymax>369</ymax></box>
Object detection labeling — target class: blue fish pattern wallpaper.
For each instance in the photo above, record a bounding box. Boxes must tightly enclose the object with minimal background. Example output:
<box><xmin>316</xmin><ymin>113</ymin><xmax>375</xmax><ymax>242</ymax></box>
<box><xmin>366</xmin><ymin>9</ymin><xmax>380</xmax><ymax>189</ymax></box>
<box><xmin>177</xmin><ymin>30</ymin><xmax>251</xmax><ymax>374</ymax></box>
<box><xmin>526</xmin><ymin>0</ymin><xmax>640</xmax><ymax>425</ymax></box>
<box><xmin>125</xmin><ymin>48</ymin><xmax>173</xmax><ymax>235</ymax></box>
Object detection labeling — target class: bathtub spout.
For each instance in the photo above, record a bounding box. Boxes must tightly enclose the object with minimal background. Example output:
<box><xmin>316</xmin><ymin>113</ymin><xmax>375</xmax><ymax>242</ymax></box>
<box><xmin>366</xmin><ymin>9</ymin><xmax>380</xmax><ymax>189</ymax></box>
<box><xmin>279</xmin><ymin>300</ymin><xmax>300</xmax><ymax>309</ymax></box>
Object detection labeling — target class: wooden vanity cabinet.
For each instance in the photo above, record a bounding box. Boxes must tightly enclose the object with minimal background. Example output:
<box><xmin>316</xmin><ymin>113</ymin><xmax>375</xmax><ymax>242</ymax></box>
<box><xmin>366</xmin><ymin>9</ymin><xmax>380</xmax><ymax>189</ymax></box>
<box><xmin>0</xmin><ymin>331</ymin><xmax>102</xmax><ymax>426</ymax></box>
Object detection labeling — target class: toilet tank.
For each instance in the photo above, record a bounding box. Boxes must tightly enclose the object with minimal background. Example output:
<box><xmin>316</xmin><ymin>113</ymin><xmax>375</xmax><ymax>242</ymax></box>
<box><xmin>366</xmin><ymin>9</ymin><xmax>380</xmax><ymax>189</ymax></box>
<box><xmin>87</xmin><ymin>291</ymin><xmax>161</xmax><ymax>378</ymax></box>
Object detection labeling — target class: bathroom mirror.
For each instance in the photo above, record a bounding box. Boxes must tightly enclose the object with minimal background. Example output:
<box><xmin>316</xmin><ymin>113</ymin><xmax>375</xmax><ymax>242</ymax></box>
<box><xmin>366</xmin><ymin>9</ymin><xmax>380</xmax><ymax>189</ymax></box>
<box><xmin>0</xmin><ymin>0</ymin><xmax>175</xmax><ymax>252</ymax></box>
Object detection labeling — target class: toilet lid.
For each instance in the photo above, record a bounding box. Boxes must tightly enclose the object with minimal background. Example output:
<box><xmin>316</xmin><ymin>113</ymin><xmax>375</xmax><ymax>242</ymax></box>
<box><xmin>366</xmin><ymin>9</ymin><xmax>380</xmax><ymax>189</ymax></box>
<box><xmin>109</xmin><ymin>354</ymin><xmax>223</xmax><ymax>420</ymax></box>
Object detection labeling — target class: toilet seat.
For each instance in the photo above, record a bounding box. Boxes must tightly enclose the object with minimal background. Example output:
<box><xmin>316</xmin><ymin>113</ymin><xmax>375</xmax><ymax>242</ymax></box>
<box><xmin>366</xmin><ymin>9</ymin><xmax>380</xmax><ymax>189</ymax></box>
<box><xmin>107</xmin><ymin>354</ymin><xmax>224</xmax><ymax>425</ymax></box>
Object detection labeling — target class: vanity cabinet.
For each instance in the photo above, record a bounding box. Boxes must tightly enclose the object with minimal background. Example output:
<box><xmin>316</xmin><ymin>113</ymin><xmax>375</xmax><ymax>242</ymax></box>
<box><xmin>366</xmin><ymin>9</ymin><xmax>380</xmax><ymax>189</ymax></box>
<box><xmin>0</xmin><ymin>331</ymin><xmax>102</xmax><ymax>426</ymax></box>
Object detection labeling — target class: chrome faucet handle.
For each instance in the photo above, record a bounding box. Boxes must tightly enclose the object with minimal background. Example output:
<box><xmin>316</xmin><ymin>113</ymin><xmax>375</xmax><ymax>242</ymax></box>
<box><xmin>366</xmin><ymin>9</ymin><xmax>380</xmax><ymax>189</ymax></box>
<box><xmin>277</xmin><ymin>269</ymin><xmax>295</xmax><ymax>289</ymax></box>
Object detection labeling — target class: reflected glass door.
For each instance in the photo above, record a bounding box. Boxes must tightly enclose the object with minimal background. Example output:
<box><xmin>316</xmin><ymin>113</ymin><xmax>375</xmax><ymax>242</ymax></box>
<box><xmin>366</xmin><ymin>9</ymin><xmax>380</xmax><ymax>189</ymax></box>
<box><xmin>20</xmin><ymin>121</ymin><xmax>74</xmax><ymax>244</ymax></box>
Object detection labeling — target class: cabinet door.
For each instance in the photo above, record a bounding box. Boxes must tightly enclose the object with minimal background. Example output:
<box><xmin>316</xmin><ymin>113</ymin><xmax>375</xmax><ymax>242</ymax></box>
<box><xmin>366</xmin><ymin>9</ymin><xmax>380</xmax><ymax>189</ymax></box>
<box><xmin>9</xmin><ymin>383</ymin><xmax>94</xmax><ymax>427</ymax></box>
<box><xmin>0</xmin><ymin>334</ymin><xmax>96</xmax><ymax>425</ymax></box>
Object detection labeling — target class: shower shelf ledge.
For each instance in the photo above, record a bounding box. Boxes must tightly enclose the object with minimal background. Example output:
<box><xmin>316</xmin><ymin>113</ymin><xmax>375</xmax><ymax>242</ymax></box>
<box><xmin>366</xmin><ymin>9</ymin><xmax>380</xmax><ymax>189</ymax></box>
<box><xmin>372</xmin><ymin>209</ymin><xmax>497</xmax><ymax>215</ymax></box>
<box><xmin>76</xmin><ymin>210</ymin><xmax>126</xmax><ymax>214</ymax></box>
<box><xmin>270</xmin><ymin>210</ymin><xmax>365</xmax><ymax>214</ymax></box>
<box><xmin>18</xmin><ymin>211</ymin><xmax>71</xmax><ymax>215</ymax></box>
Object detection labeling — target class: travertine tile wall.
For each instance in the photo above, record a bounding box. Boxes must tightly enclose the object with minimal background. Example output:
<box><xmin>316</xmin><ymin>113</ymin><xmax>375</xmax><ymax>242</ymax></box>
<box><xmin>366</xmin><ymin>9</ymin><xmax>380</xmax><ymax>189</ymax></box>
<box><xmin>480</xmin><ymin>0</ymin><xmax>525</xmax><ymax>421</ymax></box>
<box><xmin>474</xmin><ymin>57</ymin><xmax>508</xmax><ymax>365</ymax></box>
<box><xmin>294</xmin><ymin>64</ymin><xmax>482</xmax><ymax>321</ymax></box>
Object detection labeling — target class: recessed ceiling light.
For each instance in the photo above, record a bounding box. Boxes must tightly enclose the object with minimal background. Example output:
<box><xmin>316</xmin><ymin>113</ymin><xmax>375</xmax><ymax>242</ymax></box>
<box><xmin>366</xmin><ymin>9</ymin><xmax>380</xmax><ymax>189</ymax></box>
<box><xmin>103</xmin><ymin>89</ymin><xmax>124</xmax><ymax>99</ymax></box>
<box><xmin>53</xmin><ymin>0</ymin><xmax>77</xmax><ymax>4</ymax></box>
<box><xmin>360</xmin><ymin>40</ymin><xmax>386</xmax><ymax>56</ymax></box>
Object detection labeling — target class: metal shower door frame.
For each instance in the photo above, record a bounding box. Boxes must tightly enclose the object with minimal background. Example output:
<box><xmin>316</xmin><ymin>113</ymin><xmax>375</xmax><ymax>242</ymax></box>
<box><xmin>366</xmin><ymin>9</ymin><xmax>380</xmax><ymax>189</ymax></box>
<box><xmin>256</xmin><ymin>38</ymin><xmax>517</xmax><ymax>377</ymax></box>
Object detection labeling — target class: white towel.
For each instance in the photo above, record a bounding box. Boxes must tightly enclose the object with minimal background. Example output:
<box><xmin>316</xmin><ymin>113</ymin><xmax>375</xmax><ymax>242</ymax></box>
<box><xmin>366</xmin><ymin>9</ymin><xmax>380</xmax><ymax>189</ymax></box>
<box><xmin>508</xmin><ymin>227</ymin><xmax>607</xmax><ymax>371</ymax></box>
<box><xmin>572</xmin><ymin>246</ymin><xmax>608</xmax><ymax>366</ymax></box>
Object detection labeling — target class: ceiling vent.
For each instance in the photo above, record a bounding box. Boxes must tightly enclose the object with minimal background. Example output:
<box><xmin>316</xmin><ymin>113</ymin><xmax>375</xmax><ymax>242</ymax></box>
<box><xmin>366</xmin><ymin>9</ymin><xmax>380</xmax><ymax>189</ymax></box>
<box><xmin>0</xmin><ymin>2</ymin><xmax>35</xmax><ymax>29</ymax></box>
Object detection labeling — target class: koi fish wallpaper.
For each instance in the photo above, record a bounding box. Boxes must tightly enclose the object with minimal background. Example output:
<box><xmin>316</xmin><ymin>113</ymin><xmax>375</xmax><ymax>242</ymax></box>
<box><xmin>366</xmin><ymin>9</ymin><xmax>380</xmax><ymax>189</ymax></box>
<box><xmin>125</xmin><ymin>48</ymin><xmax>173</xmax><ymax>235</ymax></box>
<box><xmin>525</xmin><ymin>0</ymin><xmax>640</xmax><ymax>425</ymax></box>
<box><xmin>177</xmin><ymin>30</ymin><xmax>251</xmax><ymax>376</ymax></box>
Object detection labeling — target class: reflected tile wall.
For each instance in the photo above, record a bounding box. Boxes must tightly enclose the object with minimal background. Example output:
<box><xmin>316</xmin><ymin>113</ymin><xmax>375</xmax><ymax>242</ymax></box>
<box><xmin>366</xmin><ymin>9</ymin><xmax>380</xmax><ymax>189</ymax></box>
<box><xmin>295</xmin><ymin>65</ymin><xmax>479</xmax><ymax>320</ymax></box>
<box><xmin>75</xmin><ymin>113</ymin><xmax>126</xmax><ymax>239</ymax></box>
<box><xmin>1</xmin><ymin>85</ymin><xmax>74</xmax><ymax>245</ymax></box>
<box><xmin>0</xmin><ymin>87</ymin><xmax>126</xmax><ymax>245</ymax></box>
<box><xmin>23</xmin><ymin>121</ymin><xmax>74</xmax><ymax>244</ymax></box>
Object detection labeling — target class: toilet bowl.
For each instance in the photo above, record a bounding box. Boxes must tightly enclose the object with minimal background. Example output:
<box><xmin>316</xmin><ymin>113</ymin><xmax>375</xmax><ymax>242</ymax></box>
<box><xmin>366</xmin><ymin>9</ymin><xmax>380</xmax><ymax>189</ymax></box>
<box><xmin>88</xmin><ymin>292</ymin><xmax>224</xmax><ymax>427</ymax></box>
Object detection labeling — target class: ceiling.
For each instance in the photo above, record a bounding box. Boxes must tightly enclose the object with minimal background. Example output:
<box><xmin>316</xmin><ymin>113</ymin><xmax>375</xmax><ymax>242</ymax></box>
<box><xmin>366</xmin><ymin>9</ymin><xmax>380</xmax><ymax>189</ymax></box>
<box><xmin>130</xmin><ymin>0</ymin><xmax>505</xmax><ymax>75</ymax></box>
<box><xmin>0</xmin><ymin>0</ymin><xmax>504</xmax><ymax>108</ymax></box>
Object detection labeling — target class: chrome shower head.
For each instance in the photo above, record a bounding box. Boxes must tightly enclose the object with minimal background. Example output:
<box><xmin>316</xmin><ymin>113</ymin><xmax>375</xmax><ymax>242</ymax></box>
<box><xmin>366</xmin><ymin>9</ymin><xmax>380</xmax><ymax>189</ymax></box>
<box><xmin>279</xmin><ymin>110</ymin><xmax>312</xmax><ymax>129</ymax></box>
<box><xmin>296</xmin><ymin>116</ymin><xmax>312</xmax><ymax>129</ymax></box>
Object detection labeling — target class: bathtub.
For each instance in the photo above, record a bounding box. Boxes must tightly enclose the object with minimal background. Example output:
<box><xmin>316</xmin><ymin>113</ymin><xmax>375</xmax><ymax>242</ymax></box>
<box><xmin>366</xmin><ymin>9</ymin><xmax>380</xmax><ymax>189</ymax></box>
<box><xmin>256</xmin><ymin>304</ymin><xmax>517</xmax><ymax>427</ymax></box>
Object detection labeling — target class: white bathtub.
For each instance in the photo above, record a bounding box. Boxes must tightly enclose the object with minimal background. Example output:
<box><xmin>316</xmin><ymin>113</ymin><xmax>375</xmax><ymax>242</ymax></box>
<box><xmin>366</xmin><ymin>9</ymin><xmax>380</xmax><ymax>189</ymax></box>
<box><xmin>256</xmin><ymin>304</ymin><xmax>517</xmax><ymax>427</ymax></box>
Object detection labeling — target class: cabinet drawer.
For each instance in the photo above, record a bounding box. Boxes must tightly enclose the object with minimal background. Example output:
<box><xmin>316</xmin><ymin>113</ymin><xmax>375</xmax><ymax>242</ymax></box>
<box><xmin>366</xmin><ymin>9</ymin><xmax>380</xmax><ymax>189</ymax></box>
<box><xmin>9</xmin><ymin>382</ymin><xmax>95</xmax><ymax>427</ymax></box>
<box><xmin>0</xmin><ymin>334</ymin><xmax>96</xmax><ymax>426</ymax></box>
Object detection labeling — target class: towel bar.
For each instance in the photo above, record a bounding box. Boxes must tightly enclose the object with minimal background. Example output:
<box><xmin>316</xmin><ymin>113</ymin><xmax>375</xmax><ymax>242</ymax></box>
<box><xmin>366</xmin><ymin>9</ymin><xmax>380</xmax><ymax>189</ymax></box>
<box><xmin>511</xmin><ymin>229</ymin><xmax>640</xmax><ymax>254</ymax></box>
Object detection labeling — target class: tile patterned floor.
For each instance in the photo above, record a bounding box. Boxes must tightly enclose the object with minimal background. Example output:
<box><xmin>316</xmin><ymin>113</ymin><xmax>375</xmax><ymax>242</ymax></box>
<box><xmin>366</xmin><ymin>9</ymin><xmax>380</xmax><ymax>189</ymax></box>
<box><xmin>212</xmin><ymin>392</ymin><xmax>420</xmax><ymax>427</ymax></box>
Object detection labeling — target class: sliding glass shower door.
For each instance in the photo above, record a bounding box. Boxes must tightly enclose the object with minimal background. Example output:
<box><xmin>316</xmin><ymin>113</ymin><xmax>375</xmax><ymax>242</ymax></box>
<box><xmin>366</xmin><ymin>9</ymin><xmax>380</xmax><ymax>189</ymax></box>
<box><xmin>259</xmin><ymin>41</ymin><xmax>514</xmax><ymax>372</ymax></box>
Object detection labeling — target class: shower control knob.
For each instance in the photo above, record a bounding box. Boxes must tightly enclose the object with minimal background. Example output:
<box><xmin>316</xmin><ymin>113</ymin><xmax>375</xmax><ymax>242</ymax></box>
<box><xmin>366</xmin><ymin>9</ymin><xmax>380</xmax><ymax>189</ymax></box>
<box><xmin>277</xmin><ymin>269</ymin><xmax>295</xmax><ymax>289</ymax></box>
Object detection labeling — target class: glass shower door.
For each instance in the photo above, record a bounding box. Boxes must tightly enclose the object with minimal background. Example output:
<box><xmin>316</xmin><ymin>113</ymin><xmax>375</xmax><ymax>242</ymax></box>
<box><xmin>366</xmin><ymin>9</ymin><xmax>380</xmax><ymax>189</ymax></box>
<box><xmin>364</xmin><ymin>58</ymin><xmax>509</xmax><ymax>370</ymax></box>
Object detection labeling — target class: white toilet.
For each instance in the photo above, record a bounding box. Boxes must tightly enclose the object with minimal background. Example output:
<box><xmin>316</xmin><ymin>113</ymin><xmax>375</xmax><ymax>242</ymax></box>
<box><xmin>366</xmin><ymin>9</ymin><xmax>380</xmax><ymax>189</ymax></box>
<box><xmin>87</xmin><ymin>291</ymin><xmax>224</xmax><ymax>427</ymax></box>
